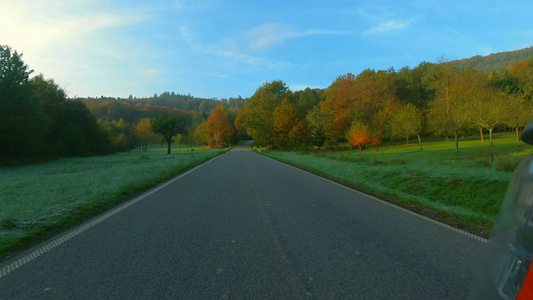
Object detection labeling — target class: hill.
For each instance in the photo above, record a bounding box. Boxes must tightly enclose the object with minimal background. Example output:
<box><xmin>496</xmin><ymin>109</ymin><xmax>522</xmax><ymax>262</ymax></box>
<box><xmin>452</xmin><ymin>46</ymin><xmax>533</xmax><ymax>72</ymax></box>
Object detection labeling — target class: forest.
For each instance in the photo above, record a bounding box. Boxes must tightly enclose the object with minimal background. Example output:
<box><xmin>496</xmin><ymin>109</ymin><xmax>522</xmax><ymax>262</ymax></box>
<box><xmin>1</xmin><ymin>44</ymin><xmax>533</xmax><ymax>165</ymax></box>
<box><xmin>237</xmin><ymin>55</ymin><xmax>533</xmax><ymax>153</ymax></box>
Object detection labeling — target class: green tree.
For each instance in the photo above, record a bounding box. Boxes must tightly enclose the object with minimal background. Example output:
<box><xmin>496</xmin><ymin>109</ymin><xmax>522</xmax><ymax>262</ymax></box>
<box><xmin>503</xmin><ymin>93</ymin><xmax>533</xmax><ymax>141</ymax></box>
<box><xmin>0</xmin><ymin>45</ymin><xmax>47</xmax><ymax>158</ymax></box>
<box><xmin>426</xmin><ymin>64</ymin><xmax>471</xmax><ymax>152</ymax></box>
<box><xmin>173</xmin><ymin>134</ymin><xmax>184</xmax><ymax>148</ymax></box>
<box><xmin>192</xmin><ymin>121</ymin><xmax>209</xmax><ymax>147</ymax></box>
<box><xmin>469</xmin><ymin>77</ymin><xmax>506</xmax><ymax>146</ymax></box>
<box><xmin>238</xmin><ymin>80</ymin><xmax>290</xmax><ymax>146</ymax></box>
<box><xmin>389</xmin><ymin>103</ymin><xmax>425</xmax><ymax>150</ymax></box>
<box><xmin>306</xmin><ymin>105</ymin><xmax>329</xmax><ymax>149</ymax></box>
<box><xmin>132</xmin><ymin>118</ymin><xmax>160</xmax><ymax>151</ymax></box>
<box><xmin>151</xmin><ymin>115</ymin><xmax>186</xmax><ymax>154</ymax></box>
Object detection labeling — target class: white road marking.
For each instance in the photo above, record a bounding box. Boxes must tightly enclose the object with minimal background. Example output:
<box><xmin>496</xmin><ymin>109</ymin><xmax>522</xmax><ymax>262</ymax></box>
<box><xmin>260</xmin><ymin>151</ymin><xmax>489</xmax><ymax>243</ymax></box>
<box><xmin>0</xmin><ymin>154</ymin><xmax>225</xmax><ymax>280</ymax></box>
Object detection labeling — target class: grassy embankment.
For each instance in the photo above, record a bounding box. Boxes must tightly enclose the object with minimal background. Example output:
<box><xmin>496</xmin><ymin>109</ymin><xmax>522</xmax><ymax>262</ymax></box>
<box><xmin>258</xmin><ymin>132</ymin><xmax>533</xmax><ymax>237</ymax></box>
<box><xmin>0</xmin><ymin>145</ymin><xmax>229</xmax><ymax>260</ymax></box>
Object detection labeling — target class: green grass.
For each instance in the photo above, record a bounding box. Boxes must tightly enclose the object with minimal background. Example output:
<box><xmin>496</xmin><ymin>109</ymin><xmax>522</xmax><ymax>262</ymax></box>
<box><xmin>258</xmin><ymin>132</ymin><xmax>533</xmax><ymax>236</ymax></box>
<box><xmin>0</xmin><ymin>144</ymin><xmax>229</xmax><ymax>260</ymax></box>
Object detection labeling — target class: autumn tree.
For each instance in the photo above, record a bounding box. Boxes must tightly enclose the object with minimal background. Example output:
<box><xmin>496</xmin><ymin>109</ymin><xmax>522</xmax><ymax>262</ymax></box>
<box><xmin>346</xmin><ymin>121</ymin><xmax>373</xmax><ymax>152</ymax></box>
<box><xmin>238</xmin><ymin>81</ymin><xmax>290</xmax><ymax>146</ymax></box>
<box><xmin>509</xmin><ymin>57</ymin><xmax>533</xmax><ymax>101</ymax></box>
<box><xmin>272</xmin><ymin>99</ymin><xmax>301</xmax><ymax>149</ymax></box>
<box><xmin>151</xmin><ymin>115</ymin><xmax>186</xmax><ymax>154</ymax></box>
<box><xmin>132</xmin><ymin>118</ymin><xmax>160</xmax><ymax>151</ymax></box>
<box><xmin>351</xmin><ymin>69</ymin><xmax>400</xmax><ymax>150</ymax></box>
<box><xmin>320</xmin><ymin>73</ymin><xmax>356</xmax><ymax>141</ymax></box>
<box><xmin>206</xmin><ymin>105</ymin><xmax>235</xmax><ymax>148</ymax></box>
<box><xmin>389</xmin><ymin>103</ymin><xmax>425</xmax><ymax>150</ymax></box>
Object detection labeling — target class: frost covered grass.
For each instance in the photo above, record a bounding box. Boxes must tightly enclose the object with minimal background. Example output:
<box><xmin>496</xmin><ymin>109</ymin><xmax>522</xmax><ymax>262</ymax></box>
<box><xmin>0</xmin><ymin>145</ymin><xmax>228</xmax><ymax>259</ymax></box>
<box><xmin>260</xmin><ymin>132</ymin><xmax>533</xmax><ymax>235</ymax></box>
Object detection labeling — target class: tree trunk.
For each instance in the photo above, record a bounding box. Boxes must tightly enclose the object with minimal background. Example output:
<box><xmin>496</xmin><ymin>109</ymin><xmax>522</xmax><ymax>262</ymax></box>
<box><xmin>480</xmin><ymin>128</ymin><xmax>484</xmax><ymax>142</ymax></box>
<box><xmin>417</xmin><ymin>135</ymin><xmax>422</xmax><ymax>151</ymax></box>
<box><xmin>167</xmin><ymin>140</ymin><xmax>171</xmax><ymax>154</ymax></box>
<box><xmin>489</xmin><ymin>129</ymin><xmax>494</xmax><ymax>146</ymax></box>
<box><xmin>516</xmin><ymin>127</ymin><xmax>521</xmax><ymax>141</ymax></box>
<box><xmin>454</xmin><ymin>129</ymin><xmax>459</xmax><ymax>153</ymax></box>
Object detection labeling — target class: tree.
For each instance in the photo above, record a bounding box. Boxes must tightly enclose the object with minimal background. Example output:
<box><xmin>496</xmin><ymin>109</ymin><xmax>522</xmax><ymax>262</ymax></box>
<box><xmin>238</xmin><ymin>80</ymin><xmax>290</xmax><ymax>146</ymax></box>
<box><xmin>320</xmin><ymin>73</ymin><xmax>356</xmax><ymax>141</ymax></box>
<box><xmin>192</xmin><ymin>121</ymin><xmax>209</xmax><ymax>147</ymax></box>
<box><xmin>469</xmin><ymin>82</ymin><xmax>506</xmax><ymax>146</ymax></box>
<box><xmin>389</xmin><ymin>103</ymin><xmax>425</xmax><ymax>150</ymax></box>
<box><xmin>503</xmin><ymin>93</ymin><xmax>533</xmax><ymax>141</ymax></box>
<box><xmin>173</xmin><ymin>134</ymin><xmax>184</xmax><ymax>148</ymax></box>
<box><xmin>0</xmin><ymin>45</ymin><xmax>48</xmax><ymax>158</ymax></box>
<box><xmin>292</xmin><ymin>87</ymin><xmax>321</xmax><ymax>119</ymax></box>
<box><xmin>132</xmin><ymin>118</ymin><xmax>160</xmax><ymax>151</ymax></box>
<box><xmin>350</xmin><ymin>69</ymin><xmax>400</xmax><ymax>150</ymax></box>
<box><xmin>427</xmin><ymin>64</ymin><xmax>471</xmax><ymax>152</ymax></box>
<box><xmin>346</xmin><ymin>121</ymin><xmax>373</xmax><ymax>152</ymax></box>
<box><xmin>151</xmin><ymin>115</ymin><xmax>186</xmax><ymax>154</ymax></box>
<box><xmin>306</xmin><ymin>105</ymin><xmax>329</xmax><ymax>149</ymax></box>
<box><xmin>206</xmin><ymin>105</ymin><xmax>235</xmax><ymax>148</ymax></box>
<box><xmin>273</xmin><ymin>98</ymin><xmax>300</xmax><ymax>149</ymax></box>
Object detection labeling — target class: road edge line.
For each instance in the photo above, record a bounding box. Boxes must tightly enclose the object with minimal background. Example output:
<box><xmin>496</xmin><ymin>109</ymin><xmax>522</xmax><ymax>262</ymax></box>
<box><xmin>0</xmin><ymin>153</ymin><xmax>225</xmax><ymax>280</ymax></box>
<box><xmin>259</xmin><ymin>152</ymin><xmax>489</xmax><ymax>244</ymax></box>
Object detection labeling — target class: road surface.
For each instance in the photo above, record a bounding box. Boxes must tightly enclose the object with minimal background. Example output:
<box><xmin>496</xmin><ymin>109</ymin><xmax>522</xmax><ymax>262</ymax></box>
<box><xmin>0</xmin><ymin>144</ymin><xmax>486</xmax><ymax>299</ymax></box>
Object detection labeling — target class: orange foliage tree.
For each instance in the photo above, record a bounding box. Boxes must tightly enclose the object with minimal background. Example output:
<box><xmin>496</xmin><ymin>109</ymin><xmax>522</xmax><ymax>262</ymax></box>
<box><xmin>320</xmin><ymin>73</ymin><xmax>356</xmax><ymax>141</ymax></box>
<box><xmin>346</xmin><ymin>122</ymin><xmax>373</xmax><ymax>152</ymax></box>
<box><xmin>206</xmin><ymin>105</ymin><xmax>235</xmax><ymax>148</ymax></box>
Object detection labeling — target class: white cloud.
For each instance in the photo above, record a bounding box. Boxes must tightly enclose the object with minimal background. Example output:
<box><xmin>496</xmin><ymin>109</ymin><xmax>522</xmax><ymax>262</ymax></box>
<box><xmin>247</xmin><ymin>23</ymin><xmax>299</xmax><ymax>51</ymax></box>
<box><xmin>247</xmin><ymin>23</ymin><xmax>353</xmax><ymax>51</ymax></box>
<box><xmin>363</xmin><ymin>20</ymin><xmax>408</xmax><ymax>35</ymax></box>
<box><xmin>179</xmin><ymin>25</ymin><xmax>291</xmax><ymax>69</ymax></box>
<box><xmin>0</xmin><ymin>1</ymin><xmax>148</xmax><ymax>97</ymax></box>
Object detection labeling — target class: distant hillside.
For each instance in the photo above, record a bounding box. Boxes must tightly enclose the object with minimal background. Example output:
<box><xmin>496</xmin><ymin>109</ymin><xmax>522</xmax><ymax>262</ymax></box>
<box><xmin>452</xmin><ymin>46</ymin><xmax>533</xmax><ymax>72</ymax></box>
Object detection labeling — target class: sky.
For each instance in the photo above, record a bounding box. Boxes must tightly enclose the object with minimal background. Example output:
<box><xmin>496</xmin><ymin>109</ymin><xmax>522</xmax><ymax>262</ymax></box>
<box><xmin>2</xmin><ymin>0</ymin><xmax>532</xmax><ymax>99</ymax></box>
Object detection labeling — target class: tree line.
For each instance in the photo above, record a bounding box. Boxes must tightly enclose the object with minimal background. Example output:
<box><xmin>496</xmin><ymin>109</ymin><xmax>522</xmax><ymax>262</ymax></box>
<box><xmin>0</xmin><ymin>45</ymin><xmax>240</xmax><ymax>164</ymax></box>
<box><xmin>0</xmin><ymin>45</ymin><xmax>112</xmax><ymax>162</ymax></box>
<box><xmin>3</xmin><ymin>42</ymin><xmax>533</xmax><ymax>164</ymax></box>
<box><xmin>235</xmin><ymin>56</ymin><xmax>533</xmax><ymax>152</ymax></box>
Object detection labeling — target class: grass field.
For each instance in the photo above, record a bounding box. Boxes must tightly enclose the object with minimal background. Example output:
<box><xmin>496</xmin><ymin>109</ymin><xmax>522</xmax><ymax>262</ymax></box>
<box><xmin>259</xmin><ymin>132</ymin><xmax>533</xmax><ymax>237</ymax></box>
<box><xmin>0</xmin><ymin>144</ymin><xmax>228</xmax><ymax>260</ymax></box>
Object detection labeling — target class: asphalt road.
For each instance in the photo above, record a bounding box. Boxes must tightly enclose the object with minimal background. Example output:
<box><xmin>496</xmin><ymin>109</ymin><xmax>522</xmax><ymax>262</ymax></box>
<box><xmin>0</xmin><ymin>144</ymin><xmax>486</xmax><ymax>299</ymax></box>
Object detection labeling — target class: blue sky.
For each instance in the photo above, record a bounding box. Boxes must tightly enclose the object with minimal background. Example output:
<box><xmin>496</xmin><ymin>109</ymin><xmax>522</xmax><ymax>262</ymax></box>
<box><xmin>2</xmin><ymin>0</ymin><xmax>532</xmax><ymax>99</ymax></box>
